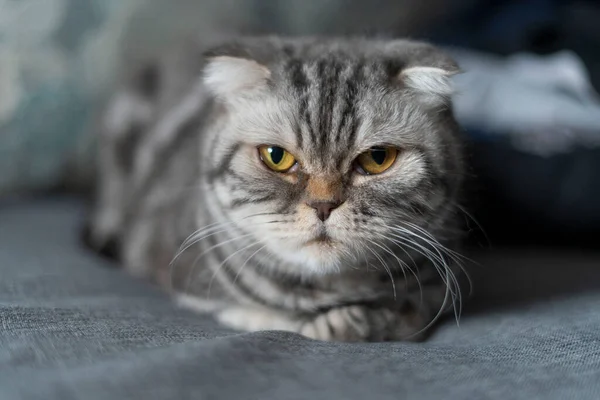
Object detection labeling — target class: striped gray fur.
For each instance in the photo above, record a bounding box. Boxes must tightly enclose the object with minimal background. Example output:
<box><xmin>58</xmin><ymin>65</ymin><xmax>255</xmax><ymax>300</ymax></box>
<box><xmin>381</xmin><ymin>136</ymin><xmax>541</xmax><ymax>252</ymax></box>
<box><xmin>86</xmin><ymin>37</ymin><xmax>467</xmax><ymax>342</ymax></box>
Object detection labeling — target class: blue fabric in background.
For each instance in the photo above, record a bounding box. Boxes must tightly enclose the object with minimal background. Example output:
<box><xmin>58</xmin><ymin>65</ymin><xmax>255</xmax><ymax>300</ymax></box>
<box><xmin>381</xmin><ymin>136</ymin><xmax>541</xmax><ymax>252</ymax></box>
<box><xmin>0</xmin><ymin>0</ymin><xmax>136</xmax><ymax>195</ymax></box>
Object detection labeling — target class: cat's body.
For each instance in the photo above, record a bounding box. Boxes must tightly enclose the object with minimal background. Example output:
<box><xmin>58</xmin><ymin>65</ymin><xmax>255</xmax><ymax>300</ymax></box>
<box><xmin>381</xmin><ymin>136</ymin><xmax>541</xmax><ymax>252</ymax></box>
<box><xmin>86</xmin><ymin>37</ymin><xmax>466</xmax><ymax>342</ymax></box>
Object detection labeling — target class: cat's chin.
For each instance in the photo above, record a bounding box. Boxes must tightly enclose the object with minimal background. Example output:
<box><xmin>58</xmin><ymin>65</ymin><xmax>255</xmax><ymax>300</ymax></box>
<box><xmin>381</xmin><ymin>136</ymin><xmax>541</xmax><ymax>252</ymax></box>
<box><xmin>277</xmin><ymin>241</ymin><xmax>345</xmax><ymax>276</ymax></box>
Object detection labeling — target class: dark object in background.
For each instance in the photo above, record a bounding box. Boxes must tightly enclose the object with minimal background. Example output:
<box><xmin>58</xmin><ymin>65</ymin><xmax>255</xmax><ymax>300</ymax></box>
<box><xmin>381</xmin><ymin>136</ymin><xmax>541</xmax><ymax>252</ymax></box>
<box><xmin>426</xmin><ymin>0</ymin><xmax>600</xmax><ymax>248</ymax></box>
<box><xmin>465</xmin><ymin>140</ymin><xmax>600</xmax><ymax>249</ymax></box>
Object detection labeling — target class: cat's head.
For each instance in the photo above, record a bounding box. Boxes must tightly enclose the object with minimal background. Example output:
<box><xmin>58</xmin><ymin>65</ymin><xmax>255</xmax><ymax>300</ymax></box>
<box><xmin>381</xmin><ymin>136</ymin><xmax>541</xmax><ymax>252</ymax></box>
<box><xmin>202</xmin><ymin>37</ymin><xmax>463</xmax><ymax>275</ymax></box>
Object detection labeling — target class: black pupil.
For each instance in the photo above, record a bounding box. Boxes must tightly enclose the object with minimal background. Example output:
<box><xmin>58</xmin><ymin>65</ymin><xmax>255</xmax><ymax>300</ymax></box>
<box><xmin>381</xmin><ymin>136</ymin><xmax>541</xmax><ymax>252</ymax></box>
<box><xmin>370</xmin><ymin>148</ymin><xmax>387</xmax><ymax>165</ymax></box>
<box><xmin>269</xmin><ymin>147</ymin><xmax>285</xmax><ymax>164</ymax></box>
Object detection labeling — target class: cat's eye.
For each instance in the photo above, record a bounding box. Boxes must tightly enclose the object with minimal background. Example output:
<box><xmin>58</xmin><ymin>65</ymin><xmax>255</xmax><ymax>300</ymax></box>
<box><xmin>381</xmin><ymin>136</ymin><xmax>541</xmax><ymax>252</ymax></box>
<box><xmin>258</xmin><ymin>145</ymin><xmax>297</xmax><ymax>172</ymax></box>
<box><xmin>355</xmin><ymin>147</ymin><xmax>398</xmax><ymax>175</ymax></box>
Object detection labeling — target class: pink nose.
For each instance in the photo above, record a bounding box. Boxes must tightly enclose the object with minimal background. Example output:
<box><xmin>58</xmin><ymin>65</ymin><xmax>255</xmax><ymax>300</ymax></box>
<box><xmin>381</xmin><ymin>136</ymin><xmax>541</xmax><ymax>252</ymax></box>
<box><xmin>307</xmin><ymin>201</ymin><xmax>342</xmax><ymax>222</ymax></box>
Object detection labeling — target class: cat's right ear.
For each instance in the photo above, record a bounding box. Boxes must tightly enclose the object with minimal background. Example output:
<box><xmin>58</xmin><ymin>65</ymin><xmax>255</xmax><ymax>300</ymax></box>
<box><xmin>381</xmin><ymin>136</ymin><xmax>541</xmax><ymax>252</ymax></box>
<box><xmin>203</xmin><ymin>56</ymin><xmax>271</xmax><ymax>101</ymax></box>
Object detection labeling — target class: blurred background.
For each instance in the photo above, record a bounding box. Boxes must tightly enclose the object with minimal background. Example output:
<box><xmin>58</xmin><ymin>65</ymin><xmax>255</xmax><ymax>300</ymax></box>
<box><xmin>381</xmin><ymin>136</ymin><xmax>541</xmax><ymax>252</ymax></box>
<box><xmin>1</xmin><ymin>0</ymin><xmax>600</xmax><ymax>249</ymax></box>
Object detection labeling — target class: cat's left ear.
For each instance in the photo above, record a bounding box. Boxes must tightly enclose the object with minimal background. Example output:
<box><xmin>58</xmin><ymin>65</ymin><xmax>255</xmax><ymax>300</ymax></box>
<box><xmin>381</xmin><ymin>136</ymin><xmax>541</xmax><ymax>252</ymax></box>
<box><xmin>390</xmin><ymin>41</ymin><xmax>460</xmax><ymax>107</ymax></box>
<box><xmin>399</xmin><ymin>66</ymin><xmax>458</xmax><ymax>106</ymax></box>
<box><xmin>203</xmin><ymin>56</ymin><xmax>271</xmax><ymax>101</ymax></box>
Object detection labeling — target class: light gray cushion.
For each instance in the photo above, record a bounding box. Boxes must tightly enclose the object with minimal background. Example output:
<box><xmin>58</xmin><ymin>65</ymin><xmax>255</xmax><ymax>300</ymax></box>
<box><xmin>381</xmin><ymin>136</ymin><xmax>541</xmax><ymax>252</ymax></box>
<box><xmin>1</xmin><ymin>197</ymin><xmax>600</xmax><ymax>399</ymax></box>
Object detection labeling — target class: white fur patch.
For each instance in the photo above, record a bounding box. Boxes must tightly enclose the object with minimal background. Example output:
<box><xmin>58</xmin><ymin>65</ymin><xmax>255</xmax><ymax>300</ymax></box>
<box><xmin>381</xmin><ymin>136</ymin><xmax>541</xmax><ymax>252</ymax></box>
<box><xmin>400</xmin><ymin>66</ymin><xmax>455</xmax><ymax>106</ymax></box>
<box><xmin>216</xmin><ymin>307</ymin><xmax>301</xmax><ymax>332</ymax></box>
<box><xmin>204</xmin><ymin>56</ymin><xmax>270</xmax><ymax>99</ymax></box>
<box><xmin>176</xmin><ymin>294</ymin><xmax>226</xmax><ymax>313</ymax></box>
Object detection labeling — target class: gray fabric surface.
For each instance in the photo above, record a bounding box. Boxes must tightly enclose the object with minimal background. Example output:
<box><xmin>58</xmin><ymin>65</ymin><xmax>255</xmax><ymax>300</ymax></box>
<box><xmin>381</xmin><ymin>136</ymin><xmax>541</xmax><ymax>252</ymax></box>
<box><xmin>1</xmin><ymin>197</ymin><xmax>600</xmax><ymax>400</ymax></box>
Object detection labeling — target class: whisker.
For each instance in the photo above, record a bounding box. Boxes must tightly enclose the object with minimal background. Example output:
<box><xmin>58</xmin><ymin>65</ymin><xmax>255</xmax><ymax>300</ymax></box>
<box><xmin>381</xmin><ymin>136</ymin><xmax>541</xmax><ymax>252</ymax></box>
<box><xmin>402</xmin><ymin>221</ymin><xmax>475</xmax><ymax>265</ymax></box>
<box><xmin>171</xmin><ymin>223</ymin><xmax>257</xmax><ymax>291</ymax></box>
<box><xmin>206</xmin><ymin>240</ymin><xmax>263</xmax><ymax>300</ymax></box>
<box><xmin>404</xmin><ymin>274</ymin><xmax>452</xmax><ymax>341</ymax></box>
<box><xmin>371</xmin><ymin>232</ymin><xmax>424</xmax><ymax>309</ymax></box>
<box><xmin>232</xmin><ymin>244</ymin><xmax>267</xmax><ymax>286</ymax></box>
<box><xmin>453</xmin><ymin>202</ymin><xmax>490</xmax><ymax>247</ymax></box>
<box><xmin>184</xmin><ymin>232</ymin><xmax>255</xmax><ymax>294</ymax></box>
<box><xmin>394</xmin><ymin>222</ymin><xmax>473</xmax><ymax>302</ymax></box>
<box><xmin>175</xmin><ymin>224</ymin><xmax>236</xmax><ymax>264</ymax></box>
<box><xmin>385</xmin><ymin>229</ymin><xmax>460</xmax><ymax>324</ymax></box>
<box><xmin>178</xmin><ymin>211</ymin><xmax>279</xmax><ymax>249</ymax></box>
<box><xmin>170</xmin><ymin>213</ymin><xmax>288</xmax><ymax>290</ymax></box>
<box><xmin>365</xmin><ymin>221</ymin><xmax>457</xmax><ymax>335</ymax></box>
<box><xmin>365</xmin><ymin>241</ymin><xmax>397</xmax><ymax>300</ymax></box>
<box><xmin>390</xmin><ymin>235</ymin><xmax>456</xmax><ymax>335</ymax></box>
<box><xmin>367</xmin><ymin>239</ymin><xmax>407</xmax><ymax>298</ymax></box>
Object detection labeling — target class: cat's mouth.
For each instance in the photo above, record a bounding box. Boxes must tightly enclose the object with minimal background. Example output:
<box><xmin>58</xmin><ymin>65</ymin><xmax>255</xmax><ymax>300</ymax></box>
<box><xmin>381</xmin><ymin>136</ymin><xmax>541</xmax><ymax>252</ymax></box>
<box><xmin>303</xmin><ymin>229</ymin><xmax>334</xmax><ymax>246</ymax></box>
<box><xmin>291</xmin><ymin>227</ymin><xmax>343</xmax><ymax>273</ymax></box>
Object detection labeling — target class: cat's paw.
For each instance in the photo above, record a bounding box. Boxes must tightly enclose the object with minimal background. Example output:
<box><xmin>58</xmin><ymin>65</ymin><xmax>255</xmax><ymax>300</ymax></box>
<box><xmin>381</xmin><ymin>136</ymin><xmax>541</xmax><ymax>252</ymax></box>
<box><xmin>300</xmin><ymin>304</ymin><xmax>430</xmax><ymax>342</ymax></box>
<box><xmin>299</xmin><ymin>305</ymin><xmax>381</xmax><ymax>342</ymax></box>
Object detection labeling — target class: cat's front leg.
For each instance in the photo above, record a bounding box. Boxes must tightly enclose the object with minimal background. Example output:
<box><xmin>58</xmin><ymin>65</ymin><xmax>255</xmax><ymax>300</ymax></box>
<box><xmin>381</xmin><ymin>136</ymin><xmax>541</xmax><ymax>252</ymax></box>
<box><xmin>299</xmin><ymin>303</ymin><xmax>431</xmax><ymax>342</ymax></box>
<box><xmin>214</xmin><ymin>302</ymin><xmax>432</xmax><ymax>342</ymax></box>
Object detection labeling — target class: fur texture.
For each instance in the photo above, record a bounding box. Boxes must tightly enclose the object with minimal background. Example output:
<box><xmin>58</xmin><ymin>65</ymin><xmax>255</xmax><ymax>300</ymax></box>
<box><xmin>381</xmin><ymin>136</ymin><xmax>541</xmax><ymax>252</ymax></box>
<box><xmin>86</xmin><ymin>37</ymin><xmax>467</xmax><ymax>342</ymax></box>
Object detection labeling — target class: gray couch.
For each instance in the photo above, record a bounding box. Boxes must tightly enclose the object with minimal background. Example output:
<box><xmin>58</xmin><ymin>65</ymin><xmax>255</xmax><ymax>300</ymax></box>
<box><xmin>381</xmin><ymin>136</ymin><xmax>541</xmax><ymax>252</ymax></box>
<box><xmin>2</xmin><ymin>197</ymin><xmax>600</xmax><ymax>399</ymax></box>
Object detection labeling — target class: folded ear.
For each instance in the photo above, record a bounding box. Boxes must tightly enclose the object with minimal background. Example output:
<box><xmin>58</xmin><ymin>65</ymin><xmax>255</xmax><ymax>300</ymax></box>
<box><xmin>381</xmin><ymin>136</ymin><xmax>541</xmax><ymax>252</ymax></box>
<box><xmin>203</xmin><ymin>56</ymin><xmax>271</xmax><ymax>100</ymax></box>
<box><xmin>398</xmin><ymin>65</ymin><xmax>458</xmax><ymax>108</ymax></box>
<box><xmin>400</xmin><ymin>66</ymin><xmax>457</xmax><ymax>104</ymax></box>
<box><xmin>387</xmin><ymin>41</ymin><xmax>460</xmax><ymax>107</ymax></box>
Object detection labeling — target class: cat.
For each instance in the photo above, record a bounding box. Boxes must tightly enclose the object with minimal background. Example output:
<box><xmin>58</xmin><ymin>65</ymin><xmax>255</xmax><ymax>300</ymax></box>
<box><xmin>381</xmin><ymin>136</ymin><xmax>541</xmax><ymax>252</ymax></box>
<box><xmin>85</xmin><ymin>36</ymin><xmax>467</xmax><ymax>342</ymax></box>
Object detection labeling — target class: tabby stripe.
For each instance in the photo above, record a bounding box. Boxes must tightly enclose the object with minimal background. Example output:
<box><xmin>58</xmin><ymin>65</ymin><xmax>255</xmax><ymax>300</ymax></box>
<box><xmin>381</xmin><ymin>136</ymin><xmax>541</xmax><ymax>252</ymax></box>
<box><xmin>204</xmin><ymin>225</ymin><xmax>306</xmax><ymax>311</ymax></box>
<box><xmin>244</xmin><ymin>186</ymin><xmax>278</xmax><ymax>197</ymax></box>
<box><xmin>116</xmin><ymin>123</ymin><xmax>143</xmax><ymax>173</ymax></box>
<box><xmin>327</xmin><ymin>62</ymin><xmax>343</xmax><ymax>151</ymax></box>
<box><xmin>315</xmin><ymin>59</ymin><xmax>328</xmax><ymax>150</ymax></box>
<box><xmin>288</xmin><ymin>58</ymin><xmax>309</xmax><ymax>92</ymax></box>
<box><xmin>343</xmin><ymin>307</ymin><xmax>366</xmax><ymax>335</ymax></box>
<box><xmin>204</xmin><ymin>231</ymin><xmax>275</xmax><ymax>307</ymax></box>
<box><xmin>275</xmin><ymin>195</ymin><xmax>299</xmax><ymax>215</ymax></box>
<box><xmin>331</xmin><ymin>72</ymin><xmax>356</xmax><ymax>170</ymax></box>
<box><xmin>207</xmin><ymin>143</ymin><xmax>242</xmax><ymax>183</ymax></box>
<box><xmin>358</xmin><ymin>204</ymin><xmax>376</xmax><ymax>217</ymax></box>
<box><xmin>222</xmin><ymin>169</ymin><xmax>251</xmax><ymax>185</ymax></box>
<box><xmin>318</xmin><ymin>60</ymin><xmax>339</xmax><ymax>154</ymax></box>
<box><xmin>287</xmin><ymin>59</ymin><xmax>308</xmax><ymax>149</ymax></box>
<box><xmin>344</xmin><ymin>62</ymin><xmax>363</xmax><ymax>149</ymax></box>
<box><xmin>127</xmin><ymin>112</ymin><xmax>204</xmax><ymax>223</ymax></box>
<box><xmin>408</xmin><ymin>200</ymin><xmax>429</xmax><ymax>217</ymax></box>
<box><xmin>324</xmin><ymin>313</ymin><xmax>336</xmax><ymax>337</ymax></box>
<box><xmin>419</xmin><ymin>150</ymin><xmax>450</xmax><ymax>197</ymax></box>
<box><xmin>293</xmin><ymin>112</ymin><xmax>305</xmax><ymax>150</ymax></box>
<box><xmin>205</xmin><ymin>228</ymin><xmax>335</xmax><ymax>312</ymax></box>
<box><xmin>229</xmin><ymin>193</ymin><xmax>278</xmax><ymax>209</ymax></box>
<box><xmin>305</xmin><ymin>99</ymin><xmax>317</xmax><ymax>149</ymax></box>
<box><xmin>132</xmin><ymin>80</ymin><xmax>209</xmax><ymax>193</ymax></box>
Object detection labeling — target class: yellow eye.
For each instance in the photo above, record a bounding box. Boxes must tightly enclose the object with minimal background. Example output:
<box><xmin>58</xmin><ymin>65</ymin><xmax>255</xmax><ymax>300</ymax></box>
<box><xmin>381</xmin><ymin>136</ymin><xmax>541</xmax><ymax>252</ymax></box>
<box><xmin>258</xmin><ymin>146</ymin><xmax>297</xmax><ymax>172</ymax></box>
<box><xmin>356</xmin><ymin>147</ymin><xmax>398</xmax><ymax>175</ymax></box>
